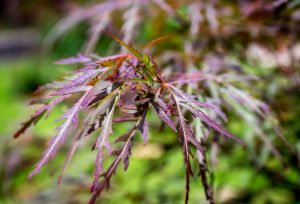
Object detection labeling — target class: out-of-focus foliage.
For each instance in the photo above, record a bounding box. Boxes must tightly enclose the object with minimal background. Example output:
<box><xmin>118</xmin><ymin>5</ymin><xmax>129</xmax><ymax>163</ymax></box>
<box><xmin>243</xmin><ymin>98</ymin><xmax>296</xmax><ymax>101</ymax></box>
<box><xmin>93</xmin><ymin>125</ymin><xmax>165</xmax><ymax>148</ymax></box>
<box><xmin>1</xmin><ymin>0</ymin><xmax>300</xmax><ymax>204</ymax></box>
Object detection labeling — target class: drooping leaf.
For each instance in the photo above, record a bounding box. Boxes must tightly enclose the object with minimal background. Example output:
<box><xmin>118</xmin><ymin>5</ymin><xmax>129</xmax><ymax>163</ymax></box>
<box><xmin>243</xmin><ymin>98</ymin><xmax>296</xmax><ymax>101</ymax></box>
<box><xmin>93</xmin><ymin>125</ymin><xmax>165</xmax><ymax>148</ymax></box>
<box><xmin>58</xmin><ymin>111</ymin><xmax>96</xmax><ymax>184</ymax></box>
<box><xmin>13</xmin><ymin>112</ymin><xmax>45</xmax><ymax>139</ymax></box>
<box><xmin>91</xmin><ymin>92</ymin><xmax>120</xmax><ymax>192</ymax></box>
<box><xmin>89</xmin><ymin>113</ymin><xmax>146</xmax><ymax>204</ymax></box>
<box><xmin>225</xmin><ymin>84</ymin><xmax>270</xmax><ymax>117</ymax></box>
<box><xmin>137</xmin><ymin>105</ymin><xmax>149</xmax><ymax>144</ymax></box>
<box><xmin>29</xmin><ymin>87</ymin><xmax>93</xmax><ymax>178</ymax></box>
<box><xmin>87</xmin><ymin>87</ymin><xmax>120</xmax><ymax>136</ymax></box>
<box><xmin>151</xmin><ymin>99</ymin><xmax>177</xmax><ymax>132</ymax></box>
<box><xmin>176</xmin><ymin>103</ymin><xmax>194</xmax><ymax>204</ymax></box>
<box><xmin>14</xmin><ymin>96</ymin><xmax>67</xmax><ymax>138</ymax></box>
<box><xmin>179</xmin><ymin>101</ymin><xmax>245</xmax><ymax>145</ymax></box>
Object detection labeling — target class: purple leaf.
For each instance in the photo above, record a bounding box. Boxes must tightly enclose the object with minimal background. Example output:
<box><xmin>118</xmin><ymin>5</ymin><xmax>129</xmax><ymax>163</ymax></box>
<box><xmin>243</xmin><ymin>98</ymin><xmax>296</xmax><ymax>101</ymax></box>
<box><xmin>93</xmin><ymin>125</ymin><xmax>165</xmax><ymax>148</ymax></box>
<box><xmin>226</xmin><ymin>84</ymin><xmax>270</xmax><ymax>117</ymax></box>
<box><xmin>53</xmin><ymin>85</ymin><xmax>92</xmax><ymax>96</ymax></box>
<box><xmin>140</xmin><ymin>119</ymin><xmax>149</xmax><ymax>145</ymax></box>
<box><xmin>14</xmin><ymin>96</ymin><xmax>67</xmax><ymax>138</ymax></box>
<box><xmin>168</xmin><ymin>72</ymin><xmax>210</xmax><ymax>84</ymax></box>
<box><xmin>114</xmin><ymin>131</ymin><xmax>131</xmax><ymax>143</ymax></box>
<box><xmin>53</xmin><ymin>69</ymin><xmax>104</xmax><ymax>96</ymax></box>
<box><xmin>13</xmin><ymin>112</ymin><xmax>45</xmax><ymax>139</ymax></box>
<box><xmin>33</xmin><ymin>96</ymin><xmax>68</xmax><ymax>118</ymax></box>
<box><xmin>88</xmin><ymin>90</ymin><xmax>108</xmax><ymax>107</ymax></box>
<box><xmin>169</xmin><ymin>84</ymin><xmax>227</xmax><ymax>122</ymax></box>
<box><xmin>91</xmin><ymin>94</ymin><xmax>119</xmax><ymax>191</ymax></box>
<box><xmin>55</xmin><ymin>54</ymin><xmax>92</xmax><ymax>65</ymax></box>
<box><xmin>122</xmin><ymin>137</ymin><xmax>133</xmax><ymax>171</ymax></box>
<box><xmin>137</xmin><ymin>107</ymin><xmax>149</xmax><ymax>145</ymax></box>
<box><xmin>176</xmin><ymin>103</ymin><xmax>194</xmax><ymax>204</ymax></box>
<box><xmin>89</xmin><ymin>110</ymin><xmax>147</xmax><ymax>203</ymax></box>
<box><xmin>91</xmin><ymin>150</ymin><xmax>104</xmax><ymax>192</ymax></box>
<box><xmin>151</xmin><ymin>99</ymin><xmax>177</xmax><ymax>132</ymax></box>
<box><xmin>179</xmin><ymin>101</ymin><xmax>245</xmax><ymax>145</ymax></box>
<box><xmin>113</xmin><ymin>114</ymin><xmax>138</xmax><ymax>123</ymax></box>
<box><xmin>29</xmin><ymin>87</ymin><xmax>93</xmax><ymax>178</ymax></box>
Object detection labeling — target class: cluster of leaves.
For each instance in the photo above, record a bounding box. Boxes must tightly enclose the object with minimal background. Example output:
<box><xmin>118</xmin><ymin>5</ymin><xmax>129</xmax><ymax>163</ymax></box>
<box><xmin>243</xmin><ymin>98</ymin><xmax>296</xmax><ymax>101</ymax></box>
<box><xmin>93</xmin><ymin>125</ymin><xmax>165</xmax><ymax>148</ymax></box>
<box><xmin>14</xmin><ymin>0</ymin><xmax>299</xmax><ymax>203</ymax></box>
<box><xmin>15</xmin><ymin>35</ymin><xmax>244</xmax><ymax>203</ymax></box>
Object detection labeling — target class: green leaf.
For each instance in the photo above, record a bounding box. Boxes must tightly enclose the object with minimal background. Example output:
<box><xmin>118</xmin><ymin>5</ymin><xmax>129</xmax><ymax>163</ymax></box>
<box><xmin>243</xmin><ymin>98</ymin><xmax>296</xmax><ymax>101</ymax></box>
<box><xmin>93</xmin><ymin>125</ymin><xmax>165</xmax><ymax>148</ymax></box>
<box><xmin>111</xmin><ymin>35</ymin><xmax>143</xmax><ymax>61</ymax></box>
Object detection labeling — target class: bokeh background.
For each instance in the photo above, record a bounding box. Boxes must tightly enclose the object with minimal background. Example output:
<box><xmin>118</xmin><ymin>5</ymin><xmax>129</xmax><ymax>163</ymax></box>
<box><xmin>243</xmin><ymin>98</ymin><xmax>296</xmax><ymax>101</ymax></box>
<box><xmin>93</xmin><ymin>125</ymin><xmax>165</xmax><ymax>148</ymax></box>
<box><xmin>0</xmin><ymin>0</ymin><xmax>300</xmax><ymax>204</ymax></box>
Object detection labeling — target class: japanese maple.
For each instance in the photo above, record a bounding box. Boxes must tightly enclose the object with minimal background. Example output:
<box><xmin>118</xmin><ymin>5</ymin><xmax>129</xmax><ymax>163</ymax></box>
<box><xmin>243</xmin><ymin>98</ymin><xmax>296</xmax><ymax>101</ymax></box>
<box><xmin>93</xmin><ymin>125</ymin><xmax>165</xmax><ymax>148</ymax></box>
<box><xmin>14</xmin><ymin>0</ymin><xmax>296</xmax><ymax>203</ymax></box>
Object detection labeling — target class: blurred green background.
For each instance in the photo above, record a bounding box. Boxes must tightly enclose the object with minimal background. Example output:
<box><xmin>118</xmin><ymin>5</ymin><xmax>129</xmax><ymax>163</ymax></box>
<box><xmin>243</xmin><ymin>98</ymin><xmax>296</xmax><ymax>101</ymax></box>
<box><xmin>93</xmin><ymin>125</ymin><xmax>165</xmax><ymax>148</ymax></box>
<box><xmin>0</xmin><ymin>1</ymin><xmax>300</xmax><ymax>204</ymax></box>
